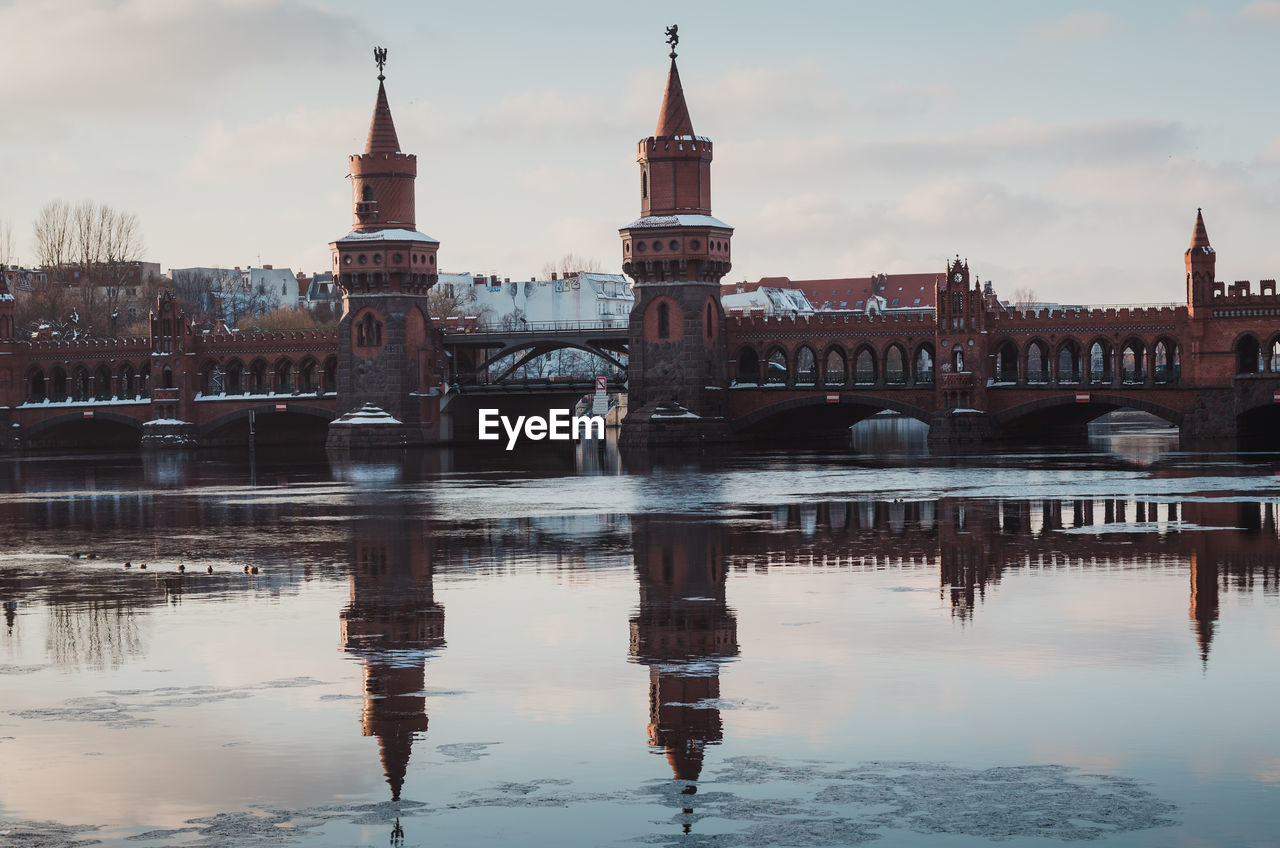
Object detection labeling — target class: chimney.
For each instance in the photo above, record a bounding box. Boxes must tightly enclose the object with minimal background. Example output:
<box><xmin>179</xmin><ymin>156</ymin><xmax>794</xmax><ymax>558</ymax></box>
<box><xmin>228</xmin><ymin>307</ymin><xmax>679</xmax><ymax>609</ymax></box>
<box><xmin>551</xmin><ymin>272</ymin><xmax>557</xmax><ymax>281</ymax></box>
<box><xmin>263</xmin><ymin>264</ymin><xmax>273</xmax><ymax>270</ymax></box>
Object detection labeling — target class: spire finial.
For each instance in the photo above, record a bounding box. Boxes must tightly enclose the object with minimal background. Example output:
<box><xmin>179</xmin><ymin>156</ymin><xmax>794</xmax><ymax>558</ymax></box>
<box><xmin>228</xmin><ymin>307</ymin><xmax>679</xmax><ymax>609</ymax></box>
<box><xmin>374</xmin><ymin>46</ymin><xmax>388</xmax><ymax>81</ymax></box>
<box><xmin>665</xmin><ymin>24</ymin><xmax>679</xmax><ymax>59</ymax></box>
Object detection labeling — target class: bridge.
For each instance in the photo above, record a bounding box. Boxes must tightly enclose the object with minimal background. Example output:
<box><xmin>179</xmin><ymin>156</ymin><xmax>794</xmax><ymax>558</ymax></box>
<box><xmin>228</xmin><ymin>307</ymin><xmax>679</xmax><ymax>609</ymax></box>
<box><xmin>439</xmin><ymin>318</ymin><xmax>628</xmax><ymax>389</ymax></box>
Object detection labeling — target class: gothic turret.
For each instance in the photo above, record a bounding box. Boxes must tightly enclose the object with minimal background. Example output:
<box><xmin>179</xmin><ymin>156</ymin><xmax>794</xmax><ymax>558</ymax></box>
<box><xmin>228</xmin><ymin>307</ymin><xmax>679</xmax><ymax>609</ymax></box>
<box><xmin>1185</xmin><ymin>208</ymin><xmax>1216</xmax><ymax>316</ymax></box>
<box><xmin>328</xmin><ymin>48</ymin><xmax>447</xmax><ymax>446</ymax></box>
<box><xmin>619</xmin><ymin>27</ymin><xmax>733</xmax><ymax>446</ymax></box>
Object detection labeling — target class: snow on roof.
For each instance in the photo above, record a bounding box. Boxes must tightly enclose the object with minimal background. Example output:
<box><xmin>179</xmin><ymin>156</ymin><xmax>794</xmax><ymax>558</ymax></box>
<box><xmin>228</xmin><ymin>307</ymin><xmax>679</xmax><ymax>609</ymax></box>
<box><xmin>721</xmin><ymin>287</ymin><xmax>815</xmax><ymax>315</ymax></box>
<box><xmin>620</xmin><ymin>214</ymin><xmax>732</xmax><ymax>231</ymax></box>
<box><xmin>334</xmin><ymin>228</ymin><xmax>440</xmax><ymax>244</ymax></box>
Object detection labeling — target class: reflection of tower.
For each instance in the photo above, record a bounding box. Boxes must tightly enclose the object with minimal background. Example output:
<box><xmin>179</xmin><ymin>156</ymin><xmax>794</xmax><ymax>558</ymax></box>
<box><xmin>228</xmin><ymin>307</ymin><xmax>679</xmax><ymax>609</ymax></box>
<box><xmin>937</xmin><ymin>499</ymin><xmax>998</xmax><ymax>620</ymax></box>
<box><xmin>340</xmin><ymin>511</ymin><xmax>444</xmax><ymax>802</ymax></box>
<box><xmin>629</xmin><ymin>515</ymin><xmax>738</xmax><ymax>826</ymax></box>
<box><xmin>1188</xmin><ymin>549</ymin><xmax>1218</xmax><ymax>667</ymax></box>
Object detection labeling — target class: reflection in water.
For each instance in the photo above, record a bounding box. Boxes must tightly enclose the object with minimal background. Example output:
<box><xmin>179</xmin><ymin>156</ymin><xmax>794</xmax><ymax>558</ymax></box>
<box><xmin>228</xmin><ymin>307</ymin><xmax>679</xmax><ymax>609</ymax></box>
<box><xmin>629</xmin><ymin>516</ymin><xmax>738</xmax><ymax>834</ymax></box>
<box><xmin>339</xmin><ymin>506</ymin><xmax>444</xmax><ymax>805</ymax></box>
<box><xmin>2</xmin><ymin>450</ymin><xmax>1280</xmax><ymax>846</ymax></box>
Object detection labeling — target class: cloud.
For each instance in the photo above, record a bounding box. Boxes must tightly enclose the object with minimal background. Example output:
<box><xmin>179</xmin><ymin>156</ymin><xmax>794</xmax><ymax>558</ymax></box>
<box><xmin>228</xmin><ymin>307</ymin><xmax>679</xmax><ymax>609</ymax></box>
<box><xmin>1239</xmin><ymin>1</ymin><xmax>1280</xmax><ymax>22</ymax></box>
<box><xmin>1025</xmin><ymin>10</ymin><xmax>1120</xmax><ymax>42</ymax></box>
<box><xmin>0</xmin><ymin>0</ymin><xmax>366</xmax><ymax>116</ymax></box>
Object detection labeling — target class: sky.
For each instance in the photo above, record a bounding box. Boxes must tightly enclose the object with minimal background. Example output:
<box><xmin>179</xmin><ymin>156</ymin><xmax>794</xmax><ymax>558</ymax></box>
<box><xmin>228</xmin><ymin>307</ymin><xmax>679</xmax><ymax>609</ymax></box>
<box><xmin>2</xmin><ymin>0</ymin><xmax>1280</xmax><ymax>304</ymax></box>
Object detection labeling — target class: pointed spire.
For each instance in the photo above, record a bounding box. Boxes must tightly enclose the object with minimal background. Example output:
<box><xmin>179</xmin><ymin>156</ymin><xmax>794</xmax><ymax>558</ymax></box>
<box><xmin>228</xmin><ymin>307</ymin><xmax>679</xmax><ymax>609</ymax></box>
<box><xmin>365</xmin><ymin>79</ymin><xmax>401</xmax><ymax>154</ymax></box>
<box><xmin>655</xmin><ymin>57</ymin><xmax>695</xmax><ymax>138</ymax></box>
<box><xmin>1189</xmin><ymin>207</ymin><xmax>1211</xmax><ymax>250</ymax></box>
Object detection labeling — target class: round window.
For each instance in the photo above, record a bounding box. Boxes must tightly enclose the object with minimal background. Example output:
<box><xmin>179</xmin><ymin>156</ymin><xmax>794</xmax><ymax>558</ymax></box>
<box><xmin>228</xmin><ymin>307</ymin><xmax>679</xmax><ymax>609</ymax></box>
<box><xmin>653</xmin><ymin>240</ymin><xmax>663</xmax><ymax>252</ymax></box>
<box><xmin>624</xmin><ymin>243</ymin><xmax>631</xmax><ymax>254</ymax></box>
<box><xmin>343</xmin><ymin>256</ymin><xmax>352</xmax><ymax>265</ymax></box>
<box><xmin>428</xmin><ymin>255</ymin><xmax>435</xmax><ymax>266</ymax></box>
<box><xmin>637</xmin><ymin>241</ymin><xmax>647</xmax><ymax>252</ymax></box>
<box><xmin>373</xmin><ymin>254</ymin><xmax>383</xmax><ymax>265</ymax></box>
<box><xmin>357</xmin><ymin>254</ymin><xmax>368</xmax><ymax>265</ymax></box>
<box><xmin>392</xmin><ymin>253</ymin><xmax>403</xmax><ymax>264</ymax></box>
<box><xmin>669</xmin><ymin>240</ymin><xmax>679</xmax><ymax>251</ymax></box>
<box><xmin>690</xmin><ymin>240</ymin><xmax>700</xmax><ymax>250</ymax></box>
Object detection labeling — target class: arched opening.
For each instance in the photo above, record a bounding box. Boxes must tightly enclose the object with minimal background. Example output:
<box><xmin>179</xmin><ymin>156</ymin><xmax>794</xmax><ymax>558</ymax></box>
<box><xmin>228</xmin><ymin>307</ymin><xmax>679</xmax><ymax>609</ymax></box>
<box><xmin>162</xmin><ymin>366</ymin><xmax>174</xmax><ymax>390</ymax></box>
<box><xmin>1056</xmin><ymin>343</ymin><xmax>1081</xmax><ymax>384</ymax></box>
<box><xmin>1236</xmin><ymin>335</ymin><xmax>1262</xmax><ymax>374</ymax></box>
<box><xmin>118</xmin><ymin>364</ymin><xmax>136</xmax><ymax>399</ymax></box>
<box><xmin>656</xmin><ymin>302</ymin><xmax>670</xmax><ymax>340</ymax></box>
<box><xmin>995</xmin><ymin>341</ymin><xmax>1018</xmax><ymax>382</ymax></box>
<box><xmin>854</xmin><ymin>347</ymin><xmax>876</xmax><ymax>385</ymax></box>
<box><xmin>199</xmin><ymin>359</ymin><xmax>220</xmax><ymax>395</ymax></box>
<box><xmin>93</xmin><ymin>364</ymin><xmax>112</xmax><ymax>400</ymax></box>
<box><xmin>795</xmin><ymin>346</ymin><xmax>818</xmax><ymax>384</ymax></box>
<box><xmin>1026</xmin><ymin>341</ymin><xmax>1048</xmax><ymax>383</ymax></box>
<box><xmin>1088</xmin><ymin>340</ymin><xmax>1112</xmax><ymax>384</ymax></box>
<box><xmin>1121</xmin><ymin>340</ymin><xmax>1145</xmax><ymax>384</ymax></box>
<box><xmin>704</xmin><ymin>302</ymin><xmax>713</xmax><ymax>340</ymax></box>
<box><xmin>322</xmin><ymin>356</ymin><xmax>338</xmax><ymax>393</ymax></box>
<box><xmin>1153</xmin><ymin>339</ymin><xmax>1179</xmax><ymax>384</ymax></box>
<box><xmin>950</xmin><ymin>345</ymin><xmax>964</xmax><ymax>373</ymax></box>
<box><xmin>299</xmin><ymin>358</ymin><xmax>319</xmax><ymax>393</ymax></box>
<box><xmin>225</xmin><ymin>360</ymin><xmax>245</xmax><ymax>395</ymax></box>
<box><xmin>361</xmin><ymin>184</ymin><xmax>374</xmax><ymax>202</ymax></box>
<box><xmin>914</xmin><ymin>345</ymin><xmax>935</xmax><ymax>384</ymax></box>
<box><xmin>1270</xmin><ymin>337</ymin><xmax>1280</xmax><ymax>372</ymax></box>
<box><xmin>70</xmin><ymin>365</ymin><xmax>89</xmax><ymax>402</ymax></box>
<box><xmin>765</xmin><ymin>348</ymin><xmax>788</xmax><ymax>384</ymax></box>
<box><xmin>736</xmin><ymin>347</ymin><xmax>760</xmax><ymax>384</ymax></box>
<box><xmin>823</xmin><ymin>348</ymin><xmax>847</xmax><ymax>385</ymax></box>
<box><xmin>357</xmin><ymin>312</ymin><xmax>383</xmax><ymax>347</ymax></box>
<box><xmin>51</xmin><ymin>367</ymin><xmax>68</xmax><ymax>402</ymax></box>
<box><xmin>884</xmin><ymin>344</ymin><xmax>906</xmax><ymax>384</ymax></box>
<box><xmin>249</xmin><ymin>359</ymin><xmax>268</xmax><ymax>394</ymax></box>
<box><xmin>27</xmin><ymin>367</ymin><xmax>46</xmax><ymax>402</ymax></box>
<box><xmin>274</xmin><ymin>359</ymin><xmax>294</xmax><ymax>394</ymax></box>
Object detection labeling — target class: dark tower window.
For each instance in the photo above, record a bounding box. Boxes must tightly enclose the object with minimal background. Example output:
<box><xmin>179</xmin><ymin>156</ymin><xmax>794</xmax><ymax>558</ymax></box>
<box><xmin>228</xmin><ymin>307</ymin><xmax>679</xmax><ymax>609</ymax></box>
<box><xmin>362</xmin><ymin>185</ymin><xmax>374</xmax><ymax>202</ymax></box>
<box><xmin>641</xmin><ymin>168</ymin><xmax>648</xmax><ymax>199</ymax></box>
<box><xmin>657</xmin><ymin>302</ymin><xmax>670</xmax><ymax>339</ymax></box>
<box><xmin>357</xmin><ymin>312</ymin><xmax>384</xmax><ymax>347</ymax></box>
<box><xmin>705</xmin><ymin>303</ymin><xmax>713</xmax><ymax>339</ymax></box>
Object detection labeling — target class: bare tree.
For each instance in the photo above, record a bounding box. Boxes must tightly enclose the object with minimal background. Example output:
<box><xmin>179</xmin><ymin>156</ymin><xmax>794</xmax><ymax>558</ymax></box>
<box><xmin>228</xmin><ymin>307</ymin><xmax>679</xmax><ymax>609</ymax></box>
<box><xmin>70</xmin><ymin>201</ymin><xmax>144</xmax><ymax>332</ymax></box>
<box><xmin>172</xmin><ymin>268</ymin><xmax>231</xmax><ymax>321</ymax></box>
<box><xmin>539</xmin><ymin>253</ymin><xmax>604</xmax><ymax>280</ymax></box>
<box><xmin>1012</xmin><ymin>286</ymin><xmax>1038</xmax><ymax>311</ymax></box>
<box><xmin>0</xmin><ymin>218</ymin><xmax>16</xmax><ymax>270</ymax></box>
<box><xmin>425</xmin><ymin>280</ymin><xmax>492</xmax><ymax>323</ymax></box>
<box><xmin>32</xmin><ymin>200</ymin><xmax>74</xmax><ymax>271</ymax></box>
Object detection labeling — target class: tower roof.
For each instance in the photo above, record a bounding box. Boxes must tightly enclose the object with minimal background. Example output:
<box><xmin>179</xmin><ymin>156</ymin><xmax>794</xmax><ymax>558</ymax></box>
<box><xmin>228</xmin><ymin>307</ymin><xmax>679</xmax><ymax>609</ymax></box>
<box><xmin>1189</xmin><ymin>208</ymin><xmax>1211</xmax><ymax>250</ymax></box>
<box><xmin>365</xmin><ymin>80</ymin><xmax>401</xmax><ymax>155</ymax></box>
<box><xmin>655</xmin><ymin>58</ymin><xmax>695</xmax><ymax>138</ymax></box>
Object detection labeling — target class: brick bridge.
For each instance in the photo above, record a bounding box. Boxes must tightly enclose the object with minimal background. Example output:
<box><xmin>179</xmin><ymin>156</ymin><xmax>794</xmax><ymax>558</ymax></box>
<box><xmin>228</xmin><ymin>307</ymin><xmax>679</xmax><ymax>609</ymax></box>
<box><xmin>708</xmin><ymin>232</ymin><xmax>1280</xmax><ymax>447</ymax></box>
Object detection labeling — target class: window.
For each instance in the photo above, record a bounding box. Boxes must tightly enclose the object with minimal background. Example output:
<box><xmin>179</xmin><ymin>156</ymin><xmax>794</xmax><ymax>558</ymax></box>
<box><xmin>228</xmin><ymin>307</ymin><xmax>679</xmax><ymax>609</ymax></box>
<box><xmin>357</xmin><ymin>312</ymin><xmax>383</xmax><ymax>347</ymax></box>
<box><xmin>913</xmin><ymin>298</ymin><xmax>921</xmax><ymax>305</ymax></box>
<box><xmin>657</xmin><ymin>302</ymin><xmax>670</xmax><ymax>339</ymax></box>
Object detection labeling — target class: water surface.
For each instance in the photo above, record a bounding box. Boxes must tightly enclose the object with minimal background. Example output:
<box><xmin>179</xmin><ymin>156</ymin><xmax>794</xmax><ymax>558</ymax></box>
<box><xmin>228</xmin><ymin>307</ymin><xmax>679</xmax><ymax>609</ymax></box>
<box><xmin>1</xmin><ymin>436</ymin><xmax>1278</xmax><ymax>846</ymax></box>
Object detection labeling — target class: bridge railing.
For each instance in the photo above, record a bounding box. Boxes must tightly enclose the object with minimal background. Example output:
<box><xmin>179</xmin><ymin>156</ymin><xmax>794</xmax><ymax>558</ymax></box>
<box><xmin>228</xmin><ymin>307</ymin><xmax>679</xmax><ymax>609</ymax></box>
<box><xmin>442</xmin><ymin>320</ymin><xmax>628</xmax><ymax>336</ymax></box>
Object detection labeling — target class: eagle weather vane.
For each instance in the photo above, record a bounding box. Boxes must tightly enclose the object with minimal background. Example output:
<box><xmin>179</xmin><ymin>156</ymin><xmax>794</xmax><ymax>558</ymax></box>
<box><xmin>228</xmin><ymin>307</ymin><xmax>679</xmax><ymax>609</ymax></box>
<box><xmin>374</xmin><ymin>46</ymin><xmax>388</xmax><ymax>80</ymax></box>
<box><xmin>665</xmin><ymin>24</ymin><xmax>678</xmax><ymax>58</ymax></box>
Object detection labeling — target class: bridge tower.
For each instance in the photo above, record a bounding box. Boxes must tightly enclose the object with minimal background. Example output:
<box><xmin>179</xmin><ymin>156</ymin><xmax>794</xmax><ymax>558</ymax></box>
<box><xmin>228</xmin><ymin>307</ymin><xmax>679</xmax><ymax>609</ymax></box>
<box><xmin>930</xmin><ymin>258</ymin><xmax>994</xmax><ymax>442</ymax></box>
<box><xmin>328</xmin><ymin>48</ymin><xmax>447</xmax><ymax>448</ymax></box>
<box><xmin>1185</xmin><ymin>208</ymin><xmax>1216</xmax><ymax>319</ymax></box>
<box><xmin>619</xmin><ymin>27</ymin><xmax>734</xmax><ymax>446</ymax></box>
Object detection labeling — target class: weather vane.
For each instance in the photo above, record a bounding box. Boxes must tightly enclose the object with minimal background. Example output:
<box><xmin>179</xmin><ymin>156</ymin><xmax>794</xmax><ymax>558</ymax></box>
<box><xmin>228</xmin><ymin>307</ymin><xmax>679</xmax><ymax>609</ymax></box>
<box><xmin>665</xmin><ymin>24</ymin><xmax>678</xmax><ymax>59</ymax></box>
<box><xmin>374</xmin><ymin>46</ymin><xmax>388</xmax><ymax>81</ymax></box>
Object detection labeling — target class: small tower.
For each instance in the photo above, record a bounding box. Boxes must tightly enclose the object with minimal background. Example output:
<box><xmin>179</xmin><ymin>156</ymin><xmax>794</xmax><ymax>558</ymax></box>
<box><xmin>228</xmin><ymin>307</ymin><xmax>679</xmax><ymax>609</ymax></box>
<box><xmin>1185</xmin><ymin>208</ymin><xmax>1216</xmax><ymax>317</ymax></box>
<box><xmin>328</xmin><ymin>48</ymin><xmax>447</xmax><ymax>447</ymax></box>
<box><xmin>620</xmin><ymin>26</ymin><xmax>733</xmax><ymax>445</ymax></box>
